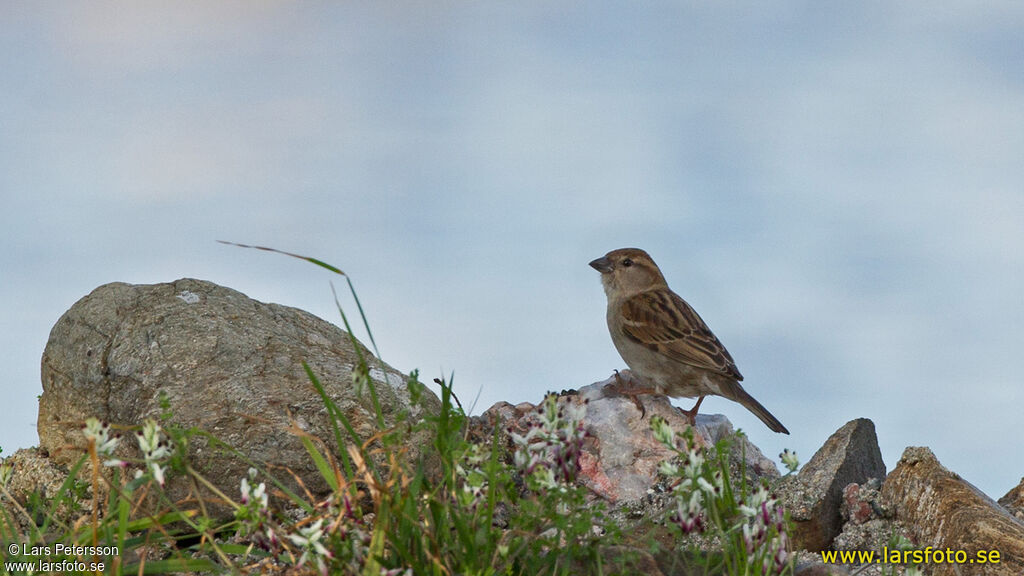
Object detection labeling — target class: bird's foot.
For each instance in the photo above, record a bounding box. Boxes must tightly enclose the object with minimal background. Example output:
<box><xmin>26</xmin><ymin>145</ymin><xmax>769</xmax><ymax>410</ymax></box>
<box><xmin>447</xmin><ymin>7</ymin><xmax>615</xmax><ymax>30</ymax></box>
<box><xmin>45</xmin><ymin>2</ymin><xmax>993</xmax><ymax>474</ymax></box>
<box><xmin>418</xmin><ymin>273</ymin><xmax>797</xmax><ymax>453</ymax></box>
<box><xmin>608</xmin><ymin>370</ymin><xmax>656</xmax><ymax>418</ymax></box>
<box><xmin>675</xmin><ymin>396</ymin><xmax>706</xmax><ymax>426</ymax></box>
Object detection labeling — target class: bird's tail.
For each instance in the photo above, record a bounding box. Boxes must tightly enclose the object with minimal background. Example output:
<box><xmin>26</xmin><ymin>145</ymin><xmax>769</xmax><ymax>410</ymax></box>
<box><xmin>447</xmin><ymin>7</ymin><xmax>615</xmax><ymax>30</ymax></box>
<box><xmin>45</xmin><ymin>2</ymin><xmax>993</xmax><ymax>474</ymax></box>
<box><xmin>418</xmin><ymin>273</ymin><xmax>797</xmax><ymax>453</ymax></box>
<box><xmin>721</xmin><ymin>381</ymin><xmax>789</xmax><ymax>434</ymax></box>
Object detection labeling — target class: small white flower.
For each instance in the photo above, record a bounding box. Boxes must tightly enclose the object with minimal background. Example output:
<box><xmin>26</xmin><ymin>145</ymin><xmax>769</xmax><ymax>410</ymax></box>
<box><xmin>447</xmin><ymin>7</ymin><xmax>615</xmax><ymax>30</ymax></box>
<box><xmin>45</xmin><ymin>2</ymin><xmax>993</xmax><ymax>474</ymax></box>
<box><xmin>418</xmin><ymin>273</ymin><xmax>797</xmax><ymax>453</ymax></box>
<box><xmin>83</xmin><ymin>417</ymin><xmax>120</xmax><ymax>457</ymax></box>
<box><xmin>0</xmin><ymin>460</ymin><xmax>12</xmax><ymax>488</ymax></box>
<box><xmin>779</xmin><ymin>449</ymin><xmax>800</xmax><ymax>473</ymax></box>
<box><xmin>289</xmin><ymin>518</ymin><xmax>333</xmax><ymax>573</ymax></box>
<box><xmin>532</xmin><ymin>467</ymin><xmax>558</xmax><ymax>491</ymax></box>
<box><xmin>658</xmin><ymin>461</ymin><xmax>679</xmax><ymax>476</ymax></box>
<box><xmin>682</xmin><ymin>451</ymin><xmax>705</xmax><ymax>478</ymax></box>
<box><xmin>150</xmin><ymin>461</ymin><xmax>167</xmax><ymax>486</ymax></box>
<box><xmin>253</xmin><ymin>482</ymin><xmax>268</xmax><ymax>509</ymax></box>
<box><xmin>240</xmin><ymin>477</ymin><xmax>252</xmax><ymax>504</ymax></box>
<box><xmin>688</xmin><ymin>490</ymin><xmax>703</xmax><ymax>513</ymax></box>
<box><xmin>650</xmin><ymin>416</ymin><xmax>676</xmax><ymax>447</ymax></box>
<box><xmin>696</xmin><ymin>476</ymin><xmax>716</xmax><ymax>494</ymax></box>
<box><xmin>134</xmin><ymin>420</ymin><xmax>173</xmax><ymax>486</ymax></box>
<box><xmin>675</xmin><ymin>477</ymin><xmax>694</xmax><ymax>493</ymax></box>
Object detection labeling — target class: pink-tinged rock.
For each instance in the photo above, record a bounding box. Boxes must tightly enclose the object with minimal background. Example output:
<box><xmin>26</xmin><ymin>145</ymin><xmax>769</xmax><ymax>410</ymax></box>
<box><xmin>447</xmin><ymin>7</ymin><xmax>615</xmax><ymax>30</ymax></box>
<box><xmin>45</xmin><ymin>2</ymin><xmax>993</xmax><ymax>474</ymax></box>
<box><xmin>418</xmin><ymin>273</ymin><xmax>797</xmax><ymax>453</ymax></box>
<box><xmin>484</xmin><ymin>373</ymin><xmax>779</xmax><ymax>504</ymax></box>
<box><xmin>574</xmin><ymin>377</ymin><xmax>700</xmax><ymax>502</ymax></box>
<box><xmin>842</xmin><ymin>482</ymin><xmax>878</xmax><ymax>525</ymax></box>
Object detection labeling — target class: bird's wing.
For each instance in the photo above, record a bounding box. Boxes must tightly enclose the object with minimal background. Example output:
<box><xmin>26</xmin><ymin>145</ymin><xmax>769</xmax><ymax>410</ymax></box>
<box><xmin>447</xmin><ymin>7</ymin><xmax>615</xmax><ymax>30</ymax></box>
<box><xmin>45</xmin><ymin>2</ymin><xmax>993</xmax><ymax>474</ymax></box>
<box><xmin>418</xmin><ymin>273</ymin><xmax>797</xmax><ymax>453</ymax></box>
<box><xmin>619</xmin><ymin>290</ymin><xmax>743</xmax><ymax>381</ymax></box>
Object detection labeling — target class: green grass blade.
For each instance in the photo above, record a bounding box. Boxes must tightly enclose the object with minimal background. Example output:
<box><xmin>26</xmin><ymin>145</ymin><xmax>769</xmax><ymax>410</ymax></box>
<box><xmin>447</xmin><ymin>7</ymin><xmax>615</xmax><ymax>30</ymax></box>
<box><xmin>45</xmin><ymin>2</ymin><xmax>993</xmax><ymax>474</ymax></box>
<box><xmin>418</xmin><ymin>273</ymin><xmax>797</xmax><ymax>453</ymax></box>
<box><xmin>303</xmin><ymin>361</ymin><xmax>358</xmax><ymax>479</ymax></box>
<box><xmin>122</xmin><ymin>557</ymin><xmax>221</xmax><ymax>574</ymax></box>
<box><xmin>328</xmin><ymin>282</ymin><xmax>386</xmax><ymax>430</ymax></box>
<box><xmin>217</xmin><ymin>240</ymin><xmax>346</xmax><ymax>276</ymax></box>
<box><xmin>299</xmin><ymin>435</ymin><xmax>338</xmax><ymax>492</ymax></box>
<box><xmin>345</xmin><ymin>275</ymin><xmax>382</xmax><ymax>360</ymax></box>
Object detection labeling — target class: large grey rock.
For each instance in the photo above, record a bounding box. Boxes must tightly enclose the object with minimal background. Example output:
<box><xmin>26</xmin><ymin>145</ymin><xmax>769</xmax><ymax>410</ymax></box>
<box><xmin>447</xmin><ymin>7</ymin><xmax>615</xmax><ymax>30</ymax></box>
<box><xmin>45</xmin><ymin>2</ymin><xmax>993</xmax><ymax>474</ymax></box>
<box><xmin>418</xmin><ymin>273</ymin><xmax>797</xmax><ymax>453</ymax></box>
<box><xmin>38</xmin><ymin>278</ymin><xmax>439</xmax><ymax>512</ymax></box>
<box><xmin>882</xmin><ymin>447</ymin><xmax>1024</xmax><ymax>576</ymax></box>
<box><xmin>778</xmin><ymin>418</ymin><xmax>886</xmax><ymax>552</ymax></box>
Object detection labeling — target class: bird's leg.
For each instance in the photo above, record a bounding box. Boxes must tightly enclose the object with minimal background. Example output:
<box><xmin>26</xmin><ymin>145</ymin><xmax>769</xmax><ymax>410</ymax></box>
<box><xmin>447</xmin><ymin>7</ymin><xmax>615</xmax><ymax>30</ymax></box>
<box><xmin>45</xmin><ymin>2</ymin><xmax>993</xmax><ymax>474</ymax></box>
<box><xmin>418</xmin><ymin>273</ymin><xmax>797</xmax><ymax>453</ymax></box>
<box><xmin>609</xmin><ymin>369</ymin><xmax>657</xmax><ymax>418</ymax></box>
<box><xmin>676</xmin><ymin>396</ymin><xmax>706</xmax><ymax>426</ymax></box>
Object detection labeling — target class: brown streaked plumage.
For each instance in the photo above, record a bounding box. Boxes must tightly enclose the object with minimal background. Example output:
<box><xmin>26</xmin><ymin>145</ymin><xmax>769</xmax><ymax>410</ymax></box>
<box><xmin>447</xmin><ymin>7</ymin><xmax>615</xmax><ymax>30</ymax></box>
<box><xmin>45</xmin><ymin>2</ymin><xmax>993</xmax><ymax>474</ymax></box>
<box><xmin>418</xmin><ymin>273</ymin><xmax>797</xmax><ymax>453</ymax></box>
<box><xmin>590</xmin><ymin>248</ymin><xmax>789</xmax><ymax>434</ymax></box>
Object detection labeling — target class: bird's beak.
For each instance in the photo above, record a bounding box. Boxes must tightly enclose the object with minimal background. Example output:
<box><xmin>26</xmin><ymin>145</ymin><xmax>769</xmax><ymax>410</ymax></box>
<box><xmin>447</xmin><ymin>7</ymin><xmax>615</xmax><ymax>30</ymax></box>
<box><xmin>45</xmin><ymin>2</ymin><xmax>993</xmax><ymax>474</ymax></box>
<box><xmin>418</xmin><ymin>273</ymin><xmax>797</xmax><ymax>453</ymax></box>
<box><xmin>589</xmin><ymin>256</ymin><xmax>612</xmax><ymax>273</ymax></box>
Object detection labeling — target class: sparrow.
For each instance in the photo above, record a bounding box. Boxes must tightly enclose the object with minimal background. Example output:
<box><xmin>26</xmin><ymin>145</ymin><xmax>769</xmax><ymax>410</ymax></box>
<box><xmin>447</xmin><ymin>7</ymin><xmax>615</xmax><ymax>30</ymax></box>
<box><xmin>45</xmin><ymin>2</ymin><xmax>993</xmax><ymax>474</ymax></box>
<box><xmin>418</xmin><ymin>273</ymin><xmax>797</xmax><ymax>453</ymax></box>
<box><xmin>590</xmin><ymin>248</ymin><xmax>789</xmax><ymax>434</ymax></box>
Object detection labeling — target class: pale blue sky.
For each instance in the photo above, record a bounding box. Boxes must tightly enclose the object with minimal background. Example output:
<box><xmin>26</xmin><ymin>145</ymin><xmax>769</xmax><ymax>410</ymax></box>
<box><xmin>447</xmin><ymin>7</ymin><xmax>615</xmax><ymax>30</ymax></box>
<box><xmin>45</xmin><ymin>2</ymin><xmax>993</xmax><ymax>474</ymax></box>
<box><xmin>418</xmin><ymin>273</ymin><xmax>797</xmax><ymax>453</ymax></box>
<box><xmin>2</xmin><ymin>2</ymin><xmax>1022</xmax><ymax>499</ymax></box>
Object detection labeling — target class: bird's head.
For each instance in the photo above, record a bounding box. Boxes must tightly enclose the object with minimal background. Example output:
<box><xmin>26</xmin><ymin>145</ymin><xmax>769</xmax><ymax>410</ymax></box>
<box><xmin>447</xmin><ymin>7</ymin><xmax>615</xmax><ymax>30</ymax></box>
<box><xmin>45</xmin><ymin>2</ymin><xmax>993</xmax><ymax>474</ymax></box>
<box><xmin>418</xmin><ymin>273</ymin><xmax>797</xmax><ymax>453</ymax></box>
<box><xmin>589</xmin><ymin>248</ymin><xmax>668</xmax><ymax>299</ymax></box>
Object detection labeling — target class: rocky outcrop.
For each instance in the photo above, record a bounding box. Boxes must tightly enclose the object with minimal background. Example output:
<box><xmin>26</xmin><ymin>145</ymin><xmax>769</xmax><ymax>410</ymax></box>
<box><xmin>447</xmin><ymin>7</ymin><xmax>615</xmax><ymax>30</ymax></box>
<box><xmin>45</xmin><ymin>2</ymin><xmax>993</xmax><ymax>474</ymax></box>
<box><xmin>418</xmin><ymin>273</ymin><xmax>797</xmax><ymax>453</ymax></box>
<box><xmin>777</xmin><ymin>418</ymin><xmax>886</xmax><ymax>552</ymax></box>
<box><xmin>779</xmin><ymin>428</ymin><xmax>1024</xmax><ymax>575</ymax></box>
<box><xmin>882</xmin><ymin>447</ymin><xmax>1024</xmax><ymax>576</ymax></box>
<box><xmin>15</xmin><ymin>278</ymin><xmax>1024</xmax><ymax>574</ymax></box>
<box><xmin>37</xmin><ymin>278</ymin><xmax>440</xmax><ymax>513</ymax></box>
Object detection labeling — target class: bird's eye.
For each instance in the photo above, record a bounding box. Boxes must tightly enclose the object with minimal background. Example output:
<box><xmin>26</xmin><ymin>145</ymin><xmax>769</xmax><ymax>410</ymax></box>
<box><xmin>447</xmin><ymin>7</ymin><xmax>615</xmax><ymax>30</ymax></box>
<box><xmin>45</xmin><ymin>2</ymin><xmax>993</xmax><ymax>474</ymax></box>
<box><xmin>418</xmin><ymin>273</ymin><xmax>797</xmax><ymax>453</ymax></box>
<box><xmin>622</xmin><ymin>258</ymin><xmax>633</xmax><ymax>267</ymax></box>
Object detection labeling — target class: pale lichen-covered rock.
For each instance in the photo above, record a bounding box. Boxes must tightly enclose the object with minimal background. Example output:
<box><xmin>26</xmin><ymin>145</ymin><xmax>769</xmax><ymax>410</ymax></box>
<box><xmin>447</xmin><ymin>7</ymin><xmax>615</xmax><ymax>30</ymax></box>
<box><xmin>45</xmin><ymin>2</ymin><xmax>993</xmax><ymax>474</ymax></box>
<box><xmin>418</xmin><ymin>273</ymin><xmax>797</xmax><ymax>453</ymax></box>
<box><xmin>881</xmin><ymin>447</ymin><xmax>1024</xmax><ymax>576</ymax></box>
<box><xmin>38</xmin><ymin>278</ymin><xmax>440</xmax><ymax>515</ymax></box>
<box><xmin>484</xmin><ymin>375</ymin><xmax>779</xmax><ymax>504</ymax></box>
<box><xmin>574</xmin><ymin>378</ymin><xmax>706</xmax><ymax>503</ymax></box>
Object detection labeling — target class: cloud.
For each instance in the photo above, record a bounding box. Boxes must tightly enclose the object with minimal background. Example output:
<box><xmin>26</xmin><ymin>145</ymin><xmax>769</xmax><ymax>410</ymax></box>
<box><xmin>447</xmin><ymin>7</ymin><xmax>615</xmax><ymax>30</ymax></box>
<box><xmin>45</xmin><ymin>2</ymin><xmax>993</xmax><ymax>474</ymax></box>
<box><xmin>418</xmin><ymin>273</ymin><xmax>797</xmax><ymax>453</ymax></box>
<box><xmin>49</xmin><ymin>2</ymin><xmax>288</xmax><ymax>75</ymax></box>
<box><xmin>3</xmin><ymin>1</ymin><xmax>1023</xmax><ymax>499</ymax></box>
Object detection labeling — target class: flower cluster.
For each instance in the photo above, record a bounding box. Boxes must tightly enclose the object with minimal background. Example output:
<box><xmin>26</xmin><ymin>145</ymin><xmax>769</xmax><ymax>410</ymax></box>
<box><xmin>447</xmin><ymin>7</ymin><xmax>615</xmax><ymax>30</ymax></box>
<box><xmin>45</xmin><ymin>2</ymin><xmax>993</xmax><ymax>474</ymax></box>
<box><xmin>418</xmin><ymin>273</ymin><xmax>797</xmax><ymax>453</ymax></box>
<box><xmin>779</xmin><ymin>449</ymin><xmax>799</xmax><ymax>474</ymax></box>
<box><xmin>82</xmin><ymin>417</ymin><xmax>123</xmax><ymax>467</ymax></box>
<box><xmin>235</xmin><ymin>468</ymin><xmax>278</xmax><ymax>551</ymax></box>
<box><xmin>454</xmin><ymin>442</ymin><xmax>489</xmax><ymax>510</ymax></box>
<box><xmin>510</xmin><ymin>393</ymin><xmax>588</xmax><ymax>490</ymax></box>
<box><xmin>322</xmin><ymin>491</ymin><xmax>371</xmax><ymax>571</ymax></box>
<box><xmin>0</xmin><ymin>458</ymin><xmax>12</xmax><ymax>489</ymax></box>
<box><xmin>82</xmin><ymin>418</ymin><xmax>175</xmax><ymax>485</ymax></box>
<box><xmin>740</xmin><ymin>486</ymin><xmax>789</xmax><ymax>573</ymax></box>
<box><xmin>652</xmin><ymin>416</ymin><xmax>722</xmax><ymax>534</ymax></box>
<box><xmin>670</xmin><ymin>488</ymin><xmax>706</xmax><ymax>534</ymax></box>
<box><xmin>240</xmin><ymin>473</ymin><xmax>268</xmax><ymax>509</ymax></box>
<box><xmin>652</xmin><ymin>416</ymin><xmax>794</xmax><ymax>575</ymax></box>
<box><xmin>134</xmin><ymin>420</ymin><xmax>173</xmax><ymax>486</ymax></box>
<box><xmin>288</xmin><ymin>518</ymin><xmax>334</xmax><ymax>576</ymax></box>
<box><xmin>242</xmin><ymin>474</ymin><xmax>375</xmax><ymax>575</ymax></box>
